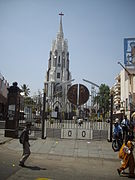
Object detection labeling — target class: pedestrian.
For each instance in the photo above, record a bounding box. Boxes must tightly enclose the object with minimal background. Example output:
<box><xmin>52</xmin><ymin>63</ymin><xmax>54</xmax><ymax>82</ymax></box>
<box><xmin>121</xmin><ymin>115</ymin><xmax>130</xmax><ymax>141</ymax></box>
<box><xmin>19</xmin><ymin>122</ymin><xmax>31</xmax><ymax>167</ymax></box>
<box><xmin>117</xmin><ymin>135</ymin><xmax>135</xmax><ymax>178</ymax></box>
<box><xmin>113</xmin><ymin>118</ymin><xmax>123</xmax><ymax>140</ymax></box>
<box><xmin>78</xmin><ymin>118</ymin><xmax>83</xmax><ymax>126</ymax></box>
<box><xmin>112</xmin><ymin>118</ymin><xmax>123</xmax><ymax>152</ymax></box>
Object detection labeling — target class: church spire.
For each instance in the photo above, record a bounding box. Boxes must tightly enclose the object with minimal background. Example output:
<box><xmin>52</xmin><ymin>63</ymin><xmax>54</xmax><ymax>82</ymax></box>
<box><xmin>58</xmin><ymin>12</ymin><xmax>64</xmax><ymax>38</ymax></box>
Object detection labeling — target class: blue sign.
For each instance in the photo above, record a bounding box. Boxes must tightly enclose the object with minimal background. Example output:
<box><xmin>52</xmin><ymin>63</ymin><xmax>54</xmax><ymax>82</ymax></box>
<box><xmin>124</xmin><ymin>38</ymin><xmax>135</xmax><ymax>66</ymax></box>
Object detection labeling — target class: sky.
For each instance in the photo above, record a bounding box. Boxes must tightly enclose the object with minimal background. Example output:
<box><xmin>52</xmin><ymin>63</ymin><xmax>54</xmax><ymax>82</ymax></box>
<box><xmin>0</xmin><ymin>0</ymin><xmax>135</xmax><ymax>95</ymax></box>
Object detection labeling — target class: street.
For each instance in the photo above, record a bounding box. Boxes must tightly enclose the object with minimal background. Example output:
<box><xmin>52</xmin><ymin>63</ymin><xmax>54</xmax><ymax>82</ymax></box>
<box><xmin>0</xmin><ymin>144</ymin><xmax>130</xmax><ymax>180</ymax></box>
<box><xmin>0</xmin><ymin>145</ymin><xmax>20</xmax><ymax>179</ymax></box>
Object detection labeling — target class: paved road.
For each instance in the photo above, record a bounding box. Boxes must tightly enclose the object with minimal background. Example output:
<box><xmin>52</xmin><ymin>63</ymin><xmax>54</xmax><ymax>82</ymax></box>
<box><xmin>0</xmin><ymin>145</ymin><xmax>129</xmax><ymax>180</ymax></box>
<box><xmin>0</xmin><ymin>128</ymin><xmax>134</xmax><ymax>179</ymax></box>
<box><xmin>0</xmin><ymin>146</ymin><xmax>20</xmax><ymax>180</ymax></box>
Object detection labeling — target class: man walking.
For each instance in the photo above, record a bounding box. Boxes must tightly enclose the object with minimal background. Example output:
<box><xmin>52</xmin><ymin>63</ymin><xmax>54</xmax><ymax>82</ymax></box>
<box><xmin>121</xmin><ymin>115</ymin><xmax>130</xmax><ymax>141</ymax></box>
<box><xmin>19</xmin><ymin>122</ymin><xmax>31</xmax><ymax>167</ymax></box>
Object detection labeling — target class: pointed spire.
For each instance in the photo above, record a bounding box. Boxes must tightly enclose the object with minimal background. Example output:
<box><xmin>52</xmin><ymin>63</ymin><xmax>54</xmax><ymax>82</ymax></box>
<box><xmin>58</xmin><ymin>12</ymin><xmax>64</xmax><ymax>38</ymax></box>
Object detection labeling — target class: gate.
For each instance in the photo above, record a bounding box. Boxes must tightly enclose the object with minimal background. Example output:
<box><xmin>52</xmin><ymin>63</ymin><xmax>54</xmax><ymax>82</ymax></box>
<box><xmin>19</xmin><ymin>118</ymin><xmax>110</xmax><ymax>140</ymax></box>
<box><xmin>45</xmin><ymin>120</ymin><xmax>110</xmax><ymax>140</ymax></box>
<box><xmin>18</xmin><ymin>94</ymin><xmax>110</xmax><ymax>140</ymax></box>
<box><xmin>61</xmin><ymin>120</ymin><xmax>91</xmax><ymax>140</ymax></box>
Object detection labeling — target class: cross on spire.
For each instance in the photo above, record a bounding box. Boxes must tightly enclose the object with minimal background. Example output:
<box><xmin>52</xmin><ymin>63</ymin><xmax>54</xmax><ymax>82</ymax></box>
<box><xmin>59</xmin><ymin>12</ymin><xmax>64</xmax><ymax>17</ymax></box>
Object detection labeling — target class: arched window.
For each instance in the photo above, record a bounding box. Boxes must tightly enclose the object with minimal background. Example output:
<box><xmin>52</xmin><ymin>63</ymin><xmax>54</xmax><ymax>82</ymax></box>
<box><xmin>63</xmin><ymin>59</ymin><xmax>65</xmax><ymax>68</ymax></box>
<box><xmin>53</xmin><ymin>58</ymin><xmax>56</xmax><ymax>67</ymax></box>
<box><xmin>58</xmin><ymin>56</ymin><xmax>61</xmax><ymax>67</ymax></box>
<box><xmin>67</xmin><ymin>59</ymin><xmax>69</xmax><ymax>69</ymax></box>
<box><xmin>55</xmin><ymin>106</ymin><xmax>59</xmax><ymax>112</ymax></box>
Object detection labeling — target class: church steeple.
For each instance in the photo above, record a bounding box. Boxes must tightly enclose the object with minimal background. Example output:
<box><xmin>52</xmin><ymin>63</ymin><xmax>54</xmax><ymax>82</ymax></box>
<box><xmin>57</xmin><ymin>12</ymin><xmax>64</xmax><ymax>39</ymax></box>
<box><xmin>45</xmin><ymin>13</ymin><xmax>72</xmax><ymax>115</ymax></box>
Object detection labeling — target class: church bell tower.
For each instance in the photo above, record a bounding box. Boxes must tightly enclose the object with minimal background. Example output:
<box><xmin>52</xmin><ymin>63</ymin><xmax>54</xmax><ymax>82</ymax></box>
<box><xmin>45</xmin><ymin>13</ymin><xmax>72</xmax><ymax>116</ymax></box>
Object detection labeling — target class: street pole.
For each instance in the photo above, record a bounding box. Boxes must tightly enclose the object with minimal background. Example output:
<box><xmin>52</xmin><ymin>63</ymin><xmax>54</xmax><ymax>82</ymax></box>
<box><xmin>42</xmin><ymin>89</ymin><xmax>46</xmax><ymax>139</ymax></box>
<box><xmin>82</xmin><ymin>79</ymin><xmax>100</xmax><ymax>88</ymax></box>
<box><xmin>110</xmin><ymin>94</ymin><xmax>113</xmax><ymax>142</ymax></box>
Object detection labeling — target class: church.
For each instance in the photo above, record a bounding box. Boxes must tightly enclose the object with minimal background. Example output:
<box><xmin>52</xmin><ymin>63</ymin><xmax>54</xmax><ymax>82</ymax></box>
<box><xmin>44</xmin><ymin>13</ymin><xmax>73</xmax><ymax>119</ymax></box>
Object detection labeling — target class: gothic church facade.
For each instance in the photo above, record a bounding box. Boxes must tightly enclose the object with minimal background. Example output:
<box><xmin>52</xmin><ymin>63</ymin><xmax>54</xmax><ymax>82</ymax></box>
<box><xmin>45</xmin><ymin>13</ymin><xmax>72</xmax><ymax>117</ymax></box>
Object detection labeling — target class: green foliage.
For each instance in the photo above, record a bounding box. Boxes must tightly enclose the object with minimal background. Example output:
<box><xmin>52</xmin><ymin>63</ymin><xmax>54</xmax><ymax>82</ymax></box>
<box><xmin>21</xmin><ymin>84</ymin><xmax>30</xmax><ymax>96</ymax></box>
<box><xmin>94</xmin><ymin>84</ymin><xmax>110</xmax><ymax>120</ymax></box>
<box><xmin>24</xmin><ymin>96</ymin><xmax>36</xmax><ymax>114</ymax></box>
<box><xmin>24</xmin><ymin>96</ymin><xmax>35</xmax><ymax>105</ymax></box>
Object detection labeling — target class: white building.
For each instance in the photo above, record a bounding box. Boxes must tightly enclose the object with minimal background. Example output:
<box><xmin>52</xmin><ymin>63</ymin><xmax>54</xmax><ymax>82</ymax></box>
<box><xmin>44</xmin><ymin>13</ymin><xmax>72</xmax><ymax>116</ymax></box>
<box><xmin>113</xmin><ymin>67</ymin><xmax>135</xmax><ymax>119</ymax></box>
<box><xmin>113</xmin><ymin>74</ymin><xmax>121</xmax><ymax>114</ymax></box>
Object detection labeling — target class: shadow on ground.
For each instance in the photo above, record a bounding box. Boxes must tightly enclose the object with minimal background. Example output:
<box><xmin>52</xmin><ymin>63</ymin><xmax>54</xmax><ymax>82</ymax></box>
<box><xmin>23</xmin><ymin>165</ymin><xmax>47</xmax><ymax>171</ymax></box>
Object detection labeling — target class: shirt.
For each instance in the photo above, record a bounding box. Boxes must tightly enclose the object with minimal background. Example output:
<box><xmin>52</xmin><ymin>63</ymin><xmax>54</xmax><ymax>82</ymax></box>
<box><xmin>113</xmin><ymin>125</ymin><xmax>122</xmax><ymax>134</ymax></box>
<box><xmin>121</xmin><ymin>119</ymin><xmax>129</xmax><ymax>127</ymax></box>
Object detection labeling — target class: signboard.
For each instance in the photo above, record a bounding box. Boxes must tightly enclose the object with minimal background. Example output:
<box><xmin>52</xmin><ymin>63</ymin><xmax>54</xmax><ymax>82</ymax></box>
<box><xmin>67</xmin><ymin>84</ymin><xmax>78</xmax><ymax>105</ymax></box>
<box><xmin>79</xmin><ymin>84</ymin><xmax>89</xmax><ymax>106</ymax></box>
<box><xmin>8</xmin><ymin>105</ymin><xmax>15</xmax><ymax>111</ymax></box>
<box><xmin>67</xmin><ymin>84</ymin><xmax>89</xmax><ymax>105</ymax></box>
<box><xmin>8</xmin><ymin>104</ymin><xmax>15</xmax><ymax>120</ymax></box>
<box><xmin>124</xmin><ymin>38</ymin><xmax>135</xmax><ymax>66</ymax></box>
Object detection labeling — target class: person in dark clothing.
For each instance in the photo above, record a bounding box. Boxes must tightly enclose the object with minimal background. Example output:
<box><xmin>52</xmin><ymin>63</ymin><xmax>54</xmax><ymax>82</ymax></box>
<box><xmin>121</xmin><ymin>115</ymin><xmax>130</xmax><ymax>141</ymax></box>
<box><xmin>19</xmin><ymin>122</ymin><xmax>31</xmax><ymax>167</ymax></box>
<box><xmin>113</xmin><ymin>118</ymin><xmax>122</xmax><ymax>139</ymax></box>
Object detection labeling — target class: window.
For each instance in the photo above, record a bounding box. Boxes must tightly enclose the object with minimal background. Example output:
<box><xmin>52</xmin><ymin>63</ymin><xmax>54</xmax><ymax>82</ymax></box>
<box><xmin>57</xmin><ymin>73</ymin><xmax>60</xmax><ymax>78</ymax></box>
<box><xmin>58</xmin><ymin>56</ymin><xmax>61</xmax><ymax>67</ymax></box>
<box><xmin>53</xmin><ymin>59</ymin><xmax>56</xmax><ymax>67</ymax></box>
<box><xmin>67</xmin><ymin>60</ymin><xmax>69</xmax><ymax>69</ymax></box>
<box><xmin>63</xmin><ymin>59</ymin><xmax>65</xmax><ymax>68</ymax></box>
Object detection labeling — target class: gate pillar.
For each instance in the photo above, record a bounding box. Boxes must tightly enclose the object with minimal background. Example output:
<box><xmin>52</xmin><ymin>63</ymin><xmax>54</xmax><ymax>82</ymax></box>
<box><xmin>5</xmin><ymin>82</ymin><xmax>21</xmax><ymax>138</ymax></box>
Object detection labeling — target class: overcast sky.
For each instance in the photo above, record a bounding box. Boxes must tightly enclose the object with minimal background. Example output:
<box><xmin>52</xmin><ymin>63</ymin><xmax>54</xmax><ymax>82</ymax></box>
<box><xmin>0</xmin><ymin>0</ymin><xmax>135</xmax><ymax>95</ymax></box>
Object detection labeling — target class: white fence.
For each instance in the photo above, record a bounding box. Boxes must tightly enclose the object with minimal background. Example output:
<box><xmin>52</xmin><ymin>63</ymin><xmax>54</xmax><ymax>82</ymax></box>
<box><xmin>44</xmin><ymin>120</ymin><xmax>110</xmax><ymax>140</ymax></box>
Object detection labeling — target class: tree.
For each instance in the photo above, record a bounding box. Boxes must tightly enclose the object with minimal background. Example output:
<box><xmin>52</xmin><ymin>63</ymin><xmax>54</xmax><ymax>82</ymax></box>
<box><xmin>94</xmin><ymin>84</ymin><xmax>110</xmax><ymax>120</ymax></box>
<box><xmin>21</xmin><ymin>84</ymin><xmax>30</xmax><ymax>96</ymax></box>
